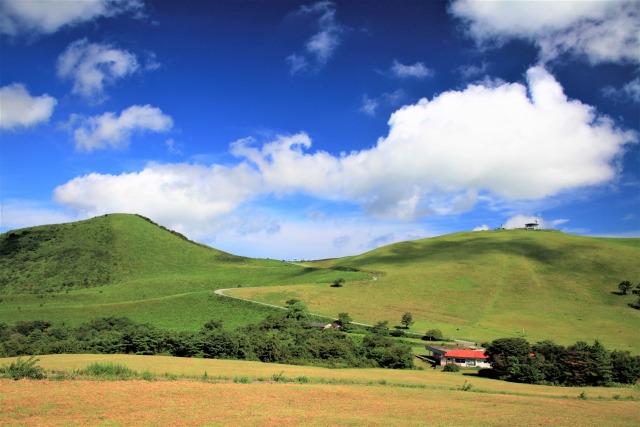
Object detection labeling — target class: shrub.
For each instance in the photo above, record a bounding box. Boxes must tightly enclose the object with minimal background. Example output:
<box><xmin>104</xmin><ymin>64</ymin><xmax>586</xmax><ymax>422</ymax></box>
<box><xmin>233</xmin><ymin>376</ymin><xmax>251</xmax><ymax>384</ymax></box>
<box><xmin>0</xmin><ymin>356</ymin><xmax>46</xmax><ymax>380</ymax></box>
<box><xmin>458</xmin><ymin>380</ymin><xmax>473</xmax><ymax>391</ymax></box>
<box><xmin>272</xmin><ymin>371</ymin><xmax>287</xmax><ymax>382</ymax></box>
<box><xmin>443</xmin><ymin>364</ymin><xmax>461</xmax><ymax>372</ymax></box>
<box><xmin>81</xmin><ymin>362</ymin><xmax>136</xmax><ymax>380</ymax></box>
<box><xmin>390</xmin><ymin>328</ymin><xmax>405</xmax><ymax>337</ymax></box>
<box><xmin>423</xmin><ymin>329</ymin><xmax>444</xmax><ymax>341</ymax></box>
<box><xmin>141</xmin><ymin>370</ymin><xmax>156</xmax><ymax>381</ymax></box>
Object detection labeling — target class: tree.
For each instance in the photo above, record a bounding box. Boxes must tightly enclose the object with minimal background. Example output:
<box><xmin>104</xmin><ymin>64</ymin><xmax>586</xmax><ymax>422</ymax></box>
<box><xmin>485</xmin><ymin>337</ymin><xmax>533</xmax><ymax>381</ymax></box>
<box><xmin>331</xmin><ymin>278</ymin><xmax>345</xmax><ymax>287</ymax></box>
<box><xmin>372</xmin><ymin>320</ymin><xmax>390</xmax><ymax>336</ymax></box>
<box><xmin>285</xmin><ymin>301</ymin><xmax>310</xmax><ymax>321</ymax></box>
<box><xmin>201</xmin><ymin>319</ymin><xmax>223</xmax><ymax>332</ymax></box>
<box><xmin>424</xmin><ymin>329</ymin><xmax>444</xmax><ymax>341</ymax></box>
<box><xmin>610</xmin><ymin>350</ymin><xmax>640</xmax><ymax>384</ymax></box>
<box><xmin>560</xmin><ymin>340</ymin><xmax>613</xmax><ymax>386</ymax></box>
<box><xmin>336</xmin><ymin>313</ymin><xmax>352</xmax><ymax>331</ymax></box>
<box><xmin>400</xmin><ymin>312</ymin><xmax>414</xmax><ymax>329</ymax></box>
<box><xmin>531</xmin><ymin>340</ymin><xmax>565</xmax><ymax>384</ymax></box>
<box><xmin>618</xmin><ymin>281</ymin><xmax>633</xmax><ymax>295</ymax></box>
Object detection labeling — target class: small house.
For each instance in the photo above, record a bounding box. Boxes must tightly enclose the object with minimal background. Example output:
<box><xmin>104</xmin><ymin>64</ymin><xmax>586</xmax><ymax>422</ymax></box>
<box><xmin>524</xmin><ymin>220</ymin><xmax>540</xmax><ymax>230</ymax></box>
<box><xmin>308</xmin><ymin>322</ymin><xmax>341</xmax><ymax>330</ymax></box>
<box><xmin>440</xmin><ymin>349</ymin><xmax>491</xmax><ymax>368</ymax></box>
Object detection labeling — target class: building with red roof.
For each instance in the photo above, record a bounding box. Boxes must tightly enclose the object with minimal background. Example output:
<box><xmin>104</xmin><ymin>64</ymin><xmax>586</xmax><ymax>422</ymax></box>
<box><xmin>441</xmin><ymin>349</ymin><xmax>490</xmax><ymax>368</ymax></box>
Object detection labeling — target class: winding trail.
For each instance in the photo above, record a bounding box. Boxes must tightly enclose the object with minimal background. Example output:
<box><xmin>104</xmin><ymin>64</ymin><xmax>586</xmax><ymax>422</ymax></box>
<box><xmin>213</xmin><ymin>287</ymin><xmax>373</xmax><ymax>327</ymax></box>
<box><xmin>213</xmin><ymin>287</ymin><xmax>430</xmax><ymax>337</ymax></box>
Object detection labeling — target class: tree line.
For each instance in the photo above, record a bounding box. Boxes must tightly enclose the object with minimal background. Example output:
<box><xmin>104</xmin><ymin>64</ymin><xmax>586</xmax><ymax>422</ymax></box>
<box><xmin>0</xmin><ymin>303</ymin><xmax>414</xmax><ymax>370</ymax></box>
<box><xmin>484</xmin><ymin>337</ymin><xmax>640</xmax><ymax>386</ymax></box>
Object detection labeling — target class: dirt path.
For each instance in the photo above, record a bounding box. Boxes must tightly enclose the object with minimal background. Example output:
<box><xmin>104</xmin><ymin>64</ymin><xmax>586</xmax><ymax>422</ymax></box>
<box><xmin>213</xmin><ymin>287</ymin><xmax>373</xmax><ymax>327</ymax></box>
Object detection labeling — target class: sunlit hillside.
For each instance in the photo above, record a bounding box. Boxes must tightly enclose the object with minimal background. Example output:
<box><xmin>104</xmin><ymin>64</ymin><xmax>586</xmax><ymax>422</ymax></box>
<box><xmin>229</xmin><ymin>230</ymin><xmax>640</xmax><ymax>351</ymax></box>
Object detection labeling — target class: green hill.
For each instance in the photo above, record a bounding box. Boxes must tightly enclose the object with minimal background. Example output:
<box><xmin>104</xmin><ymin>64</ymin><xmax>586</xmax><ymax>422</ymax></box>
<box><xmin>2</xmin><ymin>215</ymin><xmax>639</xmax><ymax>352</ymax></box>
<box><xmin>0</xmin><ymin>214</ymin><xmax>244</xmax><ymax>294</ymax></box>
<box><xmin>0</xmin><ymin>214</ymin><xmax>367</xmax><ymax>329</ymax></box>
<box><xmin>231</xmin><ymin>230</ymin><xmax>640</xmax><ymax>352</ymax></box>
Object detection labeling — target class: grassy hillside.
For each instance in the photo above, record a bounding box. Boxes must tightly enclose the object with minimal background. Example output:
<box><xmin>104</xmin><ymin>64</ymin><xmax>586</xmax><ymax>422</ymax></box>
<box><xmin>2</xmin><ymin>215</ymin><xmax>638</xmax><ymax>351</ymax></box>
<box><xmin>228</xmin><ymin>230</ymin><xmax>640</xmax><ymax>351</ymax></box>
<box><xmin>0</xmin><ymin>214</ymin><xmax>367</xmax><ymax>329</ymax></box>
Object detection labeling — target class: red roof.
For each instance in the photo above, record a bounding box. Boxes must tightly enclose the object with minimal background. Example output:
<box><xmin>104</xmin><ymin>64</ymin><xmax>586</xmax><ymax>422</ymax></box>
<box><xmin>443</xmin><ymin>349</ymin><xmax>487</xmax><ymax>359</ymax></box>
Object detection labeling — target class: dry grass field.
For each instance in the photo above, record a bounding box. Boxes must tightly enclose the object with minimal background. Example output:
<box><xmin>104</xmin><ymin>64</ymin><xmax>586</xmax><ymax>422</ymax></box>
<box><xmin>3</xmin><ymin>379</ymin><xmax>639</xmax><ymax>427</ymax></box>
<box><xmin>1</xmin><ymin>354</ymin><xmax>639</xmax><ymax>426</ymax></box>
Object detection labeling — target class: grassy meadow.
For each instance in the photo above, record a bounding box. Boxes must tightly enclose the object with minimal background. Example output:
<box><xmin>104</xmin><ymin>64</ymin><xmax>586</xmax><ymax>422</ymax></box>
<box><xmin>2</xmin><ymin>354</ymin><xmax>639</xmax><ymax>426</ymax></box>
<box><xmin>227</xmin><ymin>231</ymin><xmax>640</xmax><ymax>351</ymax></box>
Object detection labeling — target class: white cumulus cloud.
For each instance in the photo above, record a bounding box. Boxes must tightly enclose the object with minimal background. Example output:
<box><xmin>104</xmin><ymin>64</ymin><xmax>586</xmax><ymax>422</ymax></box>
<box><xmin>54</xmin><ymin>162</ymin><xmax>262</xmax><ymax>227</ymax></box>
<box><xmin>57</xmin><ymin>39</ymin><xmax>141</xmax><ymax>101</ymax></box>
<box><xmin>0</xmin><ymin>0</ymin><xmax>144</xmax><ymax>36</ymax></box>
<box><xmin>53</xmin><ymin>67</ymin><xmax>635</xmax><ymax>238</ymax></box>
<box><xmin>70</xmin><ymin>104</ymin><xmax>173</xmax><ymax>151</ymax></box>
<box><xmin>0</xmin><ymin>83</ymin><xmax>57</xmax><ymax>130</ymax></box>
<box><xmin>450</xmin><ymin>0</ymin><xmax>640</xmax><ymax>64</ymax></box>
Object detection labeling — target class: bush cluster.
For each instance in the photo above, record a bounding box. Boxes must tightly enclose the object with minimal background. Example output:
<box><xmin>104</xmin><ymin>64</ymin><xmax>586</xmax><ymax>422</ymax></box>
<box><xmin>0</xmin><ymin>356</ymin><xmax>46</xmax><ymax>380</ymax></box>
<box><xmin>485</xmin><ymin>337</ymin><xmax>640</xmax><ymax>386</ymax></box>
<box><xmin>0</xmin><ymin>306</ymin><xmax>414</xmax><ymax>370</ymax></box>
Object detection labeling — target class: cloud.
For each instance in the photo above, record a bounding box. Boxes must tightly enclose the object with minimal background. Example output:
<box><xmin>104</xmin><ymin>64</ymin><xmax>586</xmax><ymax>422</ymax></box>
<box><xmin>57</xmin><ymin>39</ymin><xmax>141</xmax><ymax>101</ymax></box>
<box><xmin>450</xmin><ymin>0</ymin><xmax>640</xmax><ymax>64</ymax></box>
<box><xmin>0</xmin><ymin>0</ymin><xmax>144</xmax><ymax>36</ymax></box>
<box><xmin>0</xmin><ymin>83</ymin><xmax>57</xmax><ymax>130</ymax></box>
<box><xmin>602</xmin><ymin>77</ymin><xmax>640</xmax><ymax>103</ymax></box>
<box><xmin>287</xmin><ymin>1</ymin><xmax>344</xmax><ymax>74</ymax></box>
<box><xmin>209</xmin><ymin>216</ymin><xmax>433</xmax><ymax>260</ymax></box>
<box><xmin>457</xmin><ymin>61</ymin><xmax>489</xmax><ymax>80</ymax></box>
<box><xmin>54</xmin><ymin>161</ymin><xmax>262</xmax><ymax>228</ymax></box>
<box><xmin>390</xmin><ymin>60</ymin><xmax>433</xmax><ymax>79</ymax></box>
<box><xmin>54</xmin><ymin>67</ymin><xmax>636</xmax><ymax>240</ymax></box>
<box><xmin>0</xmin><ymin>200</ymin><xmax>83</xmax><ymax>232</ymax></box>
<box><xmin>69</xmin><ymin>104</ymin><xmax>173</xmax><ymax>151</ymax></box>
<box><xmin>359</xmin><ymin>95</ymin><xmax>379</xmax><ymax>116</ymax></box>
<box><xmin>503</xmin><ymin>215</ymin><xmax>569</xmax><ymax>230</ymax></box>
<box><xmin>473</xmin><ymin>224</ymin><xmax>490</xmax><ymax>231</ymax></box>
<box><xmin>231</xmin><ymin>67</ymin><xmax>635</xmax><ymax>219</ymax></box>
<box><xmin>359</xmin><ymin>90</ymin><xmax>407</xmax><ymax>116</ymax></box>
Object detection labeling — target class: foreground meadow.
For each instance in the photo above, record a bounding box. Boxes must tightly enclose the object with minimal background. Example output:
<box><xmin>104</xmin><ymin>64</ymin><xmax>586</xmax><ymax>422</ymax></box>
<box><xmin>1</xmin><ymin>354</ymin><xmax>639</xmax><ymax>426</ymax></box>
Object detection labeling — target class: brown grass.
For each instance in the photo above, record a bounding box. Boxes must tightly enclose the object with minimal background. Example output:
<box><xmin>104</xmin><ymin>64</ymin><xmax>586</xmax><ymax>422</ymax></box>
<box><xmin>1</xmin><ymin>354</ymin><xmax>639</xmax><ymax>426</ymax></box>
<box><xmin>2</xmin><ymin>379</ymin><xmax>639</xmax><ymax>426</ymax></box>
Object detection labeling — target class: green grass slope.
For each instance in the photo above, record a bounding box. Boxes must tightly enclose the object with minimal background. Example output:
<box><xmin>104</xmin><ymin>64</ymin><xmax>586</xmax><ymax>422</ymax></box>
<box><xmin>234</xmin><ymin>230</ymin><xmax>640</xmax><ymax>352</ymax></box>
<box><xmin>0</xmin><ymin>214</ymin><xmax>367</xmax><ymax>329</ymax></box>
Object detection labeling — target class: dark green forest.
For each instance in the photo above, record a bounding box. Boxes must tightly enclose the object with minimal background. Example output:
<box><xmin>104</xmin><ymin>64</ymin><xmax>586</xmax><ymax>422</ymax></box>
<box><xmin>483</xmin><ymin>337</ymin><xmax>640</xmax><ymax>386</ymax></box>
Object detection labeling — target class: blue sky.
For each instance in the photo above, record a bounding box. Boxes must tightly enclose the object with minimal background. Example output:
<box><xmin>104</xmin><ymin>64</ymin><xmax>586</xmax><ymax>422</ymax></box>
<box><xmin>1</xmin><ymin>0</ymin><xmax>638</xmax><ymax>260</ymax></box>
